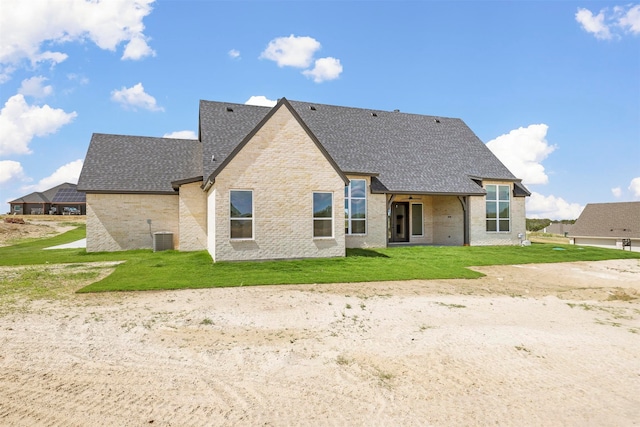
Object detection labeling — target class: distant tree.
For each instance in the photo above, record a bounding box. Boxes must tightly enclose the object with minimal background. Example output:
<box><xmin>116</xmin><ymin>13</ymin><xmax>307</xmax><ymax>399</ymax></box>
<box><xmin>526</xmin><ymin>218</ymin><xmax>551</xmax><ymax>232</ymax></box>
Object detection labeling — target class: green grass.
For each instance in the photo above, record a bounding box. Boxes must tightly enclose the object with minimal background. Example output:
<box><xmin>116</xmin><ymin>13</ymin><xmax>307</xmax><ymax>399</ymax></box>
<box><xmin>0</xmin><ymin>225</ymin><xmax>638</xmax><ymax>293</ymax></box>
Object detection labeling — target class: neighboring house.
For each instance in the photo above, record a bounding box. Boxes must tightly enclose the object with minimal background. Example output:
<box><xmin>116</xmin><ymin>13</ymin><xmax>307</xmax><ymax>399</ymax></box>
<box><xmin>8</xmin><ymin>183</ymin><xmax>86</xmax><ymax>215</ymax></box>
<box><xmin>543</xmin><ymin>222</ymin><xmax>574</xmax><ymax>236</ymax></box>
<box><xmin>569</xmin><ymin>202</ymin><xmax>640</xmax><ymax>252</ymax></box>
<box><xmin>77</xmin><ymin>98</ymin><xmax>530</xmax><ymax>261</ymax></box>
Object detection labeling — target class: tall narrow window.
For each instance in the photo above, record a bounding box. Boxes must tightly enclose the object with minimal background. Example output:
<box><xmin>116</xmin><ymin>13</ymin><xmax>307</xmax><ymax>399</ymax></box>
<box><xmin>486</xmin><ymin>184</ymin><xmax>510</xmax><ymax>232</ymax></box>
<box><xmin>411</xmin><ymin>203</ymin><xmax>423</xmax><ymax>236</ymax></box>
<box><xmin>230</xmin><ymin>190</ymin><xmax>253</xmax><ymax>239</ymax></box>
<box><xmin>345</xmin><ymin>179</ymin><xmax>366</xmax><ymax>235</ymax></box>
<box><xmin>313</xmin><ymin>192</ymin><xmax>333</xmax><ymax>238</ymax></box>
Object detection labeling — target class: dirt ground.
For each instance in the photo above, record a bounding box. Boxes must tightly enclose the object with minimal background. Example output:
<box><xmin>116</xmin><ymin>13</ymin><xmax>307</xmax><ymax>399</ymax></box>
<box><xmin>0</xmin><ymin>215</ymin><xmax>83</xmax><ymax>247</ymax></box>
<box><xmin>0</xmin><ymin>220</ymin><xmax>639</xmax><ymax>426</ymax></box>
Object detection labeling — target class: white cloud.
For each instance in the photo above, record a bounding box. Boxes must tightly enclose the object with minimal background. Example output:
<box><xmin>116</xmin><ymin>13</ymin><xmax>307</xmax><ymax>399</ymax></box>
<box><xmin>110</xmin><ymin>83</ymin><xmax>164</xmax><ymax>112</ymax></box>
<box><xmin>629</xmin><ymin>177</ymin><xmax>640</xmax><ymax>198</ymax></box>
<box><xmin>259</xmin><ymin>35</ymin><xmax>343</xmax><ymax>83</ymax></box>
<box><xmin>21</xmin><ymin>159</ymin><xmax>84</xmax><ymax>193</ymax></box>
<box><xmin>576</xmin><ymin>5</ymin><xmax>640</xmax><ymax>39</ymax></box>
<box><xmin>526</xmin><ymin>192</ymin><xmax>585</xmax><ymax>220</ymax></box>
<box><xmin>0</xmin><ymin>160</ymin><xmax>25</xmax><ymax>185</ymax></box>
<box><xmin>260</xmin><ymin>35</ymin><xmax>321</xmax><ymax>68</ymax></box>
<box><xmin>18</xmin><ymin>76</ymin><xmax>53</xmax><ymax>98</ymax></box>
<box><xmin>163</xmin><ymin>130</ymin><xmax>197</xmax><ymax>139</ymax></box>
<box><xmin>576</xmin><ymin>8</ymin><xmax>612</xmax><ymax>39</ymax></box>
<box><xmin>0</xmin><ymin>94</ymin><xmax>77</xmax><ymax>156</ymax></box>
<box><xmin>611</xmin><ymin>187</ymin><xmax>622</xmax><ymax>198</ymax></box>
<box><xmin>302</xmin><ymin>57</ymin><xmax>343</xmax><ymax>83</ymax></box>
<box><xmin>67</xmin><ymin>73</ymin><xmax>89</xmax><ymax>85</ymax></box>
<box><xmin>486</xmin><ymin>124</ymin><xmax>556</xmax><ymax>185</ymax></box>
<box><xmin>228</xmin><ymin>49</ymin><xmax>240</xmax><ymax>59</ymax></box>
<box><xmin>122</xmin><ymin>35</ymin><xmax>156</xmax><ymax>60</ymax></box>
<box><xmin>0</xmin><ymin>0</ymin><xmax>155</xmax><ymax>80</ymax></box>
<box><xmin>618</xmin><ymin>5</ymin><xmax>640</xmax><ymax>34</ymax></box>
<box><xmin>245</xmin><ymin>96</ymin><xmax>277</xmax><ymax>107</ymax></box>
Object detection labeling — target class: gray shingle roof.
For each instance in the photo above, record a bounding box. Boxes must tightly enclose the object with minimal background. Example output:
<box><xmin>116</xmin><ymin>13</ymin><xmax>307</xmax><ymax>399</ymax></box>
<box><xmin>78</xmin><ymin>134</ymin><xmax>201</xmax><ymax>193</ymax></box>
<box><xmin>200</xmin><ymin>100</ymin><xmax>271</xmax><ymax>183</ymax></box>
<box><xmin>199</xmin><ymin>98</ymin><xmax>520</xmax><ymax>195</ymax></box>
<box><xmin>80</xmin><ymin>98</ymin><xmax>526</xmax><ymax>196</ymax></box>
<box><xmin>569</xmin><ymin>202</ymin><xmax>640</xmax><ymax>238</ymax></box>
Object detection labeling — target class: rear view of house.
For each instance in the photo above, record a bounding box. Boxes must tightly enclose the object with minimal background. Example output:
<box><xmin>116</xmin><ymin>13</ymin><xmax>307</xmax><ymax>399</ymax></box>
<box><xmin>570</xmin><ymin>202</ymin><xmax>640</xmax><ymax>252</ymax></box>
<box><xmin>78</xmin><ymin>98</ymin><xmax>529</xmax><ymax>261</ymax></box>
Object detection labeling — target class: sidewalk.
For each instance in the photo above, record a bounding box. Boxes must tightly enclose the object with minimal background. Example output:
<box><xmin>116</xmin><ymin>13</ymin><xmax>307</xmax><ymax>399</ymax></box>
<box><xmin>44</xmin><ymin>238</ymin><xmax>87</xmax><ymax>250</ymax></box>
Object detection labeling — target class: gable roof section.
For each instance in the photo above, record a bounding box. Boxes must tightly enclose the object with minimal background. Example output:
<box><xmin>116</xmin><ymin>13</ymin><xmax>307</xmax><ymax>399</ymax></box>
<box><xmin>570</xmin><ymin>202</ymin><xmax>640</xmax><ymax>239</ymax></box>
<box><xmin>199</xmin><ymin>98</ymin><xmax>521</xmax><ymax>195</ymax></box>
<box><xmin>203</xmin><ymin>98</ymin><xmax>348</xmax><ymax>185</ymax></box>
<box><xmin>10</xmin><ymin>182</ymin><xmax>76</xmax><ymax>204</ymax></box>
<box><xmin>200</xmin><ymin>100</ymin><xmax>271</xmax><ymax>183</ymax></box>
<box><xmin>78</xmin><ymin>134</ymin><xmax>202</xmax><ymax>194</ymax></box>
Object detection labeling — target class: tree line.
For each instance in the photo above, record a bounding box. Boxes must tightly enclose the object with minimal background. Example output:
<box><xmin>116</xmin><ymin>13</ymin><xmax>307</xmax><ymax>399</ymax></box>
<box><xmin>526</xmin><ymin>218</ymin><xmax>576</xmax><ymax>232</ymax></box>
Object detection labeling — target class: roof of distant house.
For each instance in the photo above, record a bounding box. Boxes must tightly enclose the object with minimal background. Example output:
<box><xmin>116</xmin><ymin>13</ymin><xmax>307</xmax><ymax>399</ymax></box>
<box><xmin>570</xmin><ymin>202</ymin><xmax>640</xmax><ymax>238</ymax></box>
<box><xmin>9</xmin><ymin>182</ymin><xmax>79</xmax><ymax>204</ymax></box>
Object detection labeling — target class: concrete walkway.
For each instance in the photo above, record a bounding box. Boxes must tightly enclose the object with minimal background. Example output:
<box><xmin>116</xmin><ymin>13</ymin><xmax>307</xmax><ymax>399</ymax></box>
<box><xmin>44</xmin><ymin>238</ymin><xmax>87</xmax><ymax>250</ymax></box>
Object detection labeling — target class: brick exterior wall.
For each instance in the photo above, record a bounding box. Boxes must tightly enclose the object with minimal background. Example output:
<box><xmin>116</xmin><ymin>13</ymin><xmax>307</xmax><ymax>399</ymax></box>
<box><xmin>208</xmin><ymin>104</ymin><xmax>346</xmax><ymax>261</ymax></box>
<box><xmin>345</xmin><ymin>175</ymin><xmax>387</xmax><ymax>248</ymax></box>
<box><xmin>86</xmin><ymin>193</ymin><xmax>179</xmax><ymax>252</ymax></box>
<box><xmin>431</xmin><ymin>196</ymin><xmax>465</xmax><ymax>245</ymax></box>
<box><xmin>178</xmin><ymin>181</ymin><xmax>207</xmax><ymax>251</ymax></box>
<box><xmin>469</xmin><ymin>181</ymin><xmax>527</xmax><ymax>246</ymax></box>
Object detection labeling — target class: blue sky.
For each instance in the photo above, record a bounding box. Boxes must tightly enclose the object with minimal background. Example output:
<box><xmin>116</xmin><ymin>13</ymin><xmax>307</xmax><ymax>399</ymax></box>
<box><xmin>1</xmin><ymin>0</ymin><xmax>638</xmax><ymax>219</ymax></box>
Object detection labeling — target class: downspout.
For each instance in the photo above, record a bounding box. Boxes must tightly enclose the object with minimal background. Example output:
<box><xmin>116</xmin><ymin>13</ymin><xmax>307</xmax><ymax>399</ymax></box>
<box><xmin>458</xmin><ymin>196</ymin><xmax>469</xmax><ymax>246</ymax></box>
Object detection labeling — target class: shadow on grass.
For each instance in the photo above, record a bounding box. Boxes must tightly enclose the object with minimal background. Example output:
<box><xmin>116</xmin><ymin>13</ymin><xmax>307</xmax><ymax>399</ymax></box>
<box><xmin>347</xmin><ymin>248</ymin><xmax>390</xmax><ymax>258</ymax></box>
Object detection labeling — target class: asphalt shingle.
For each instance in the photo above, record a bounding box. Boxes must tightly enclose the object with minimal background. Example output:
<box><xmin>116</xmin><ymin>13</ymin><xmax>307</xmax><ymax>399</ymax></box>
<box><xmin>570</xmin><ymin>202</ymin><xmax>640</xmax><ymax>238</ymax></box>
<box><xmin>78</xmin><ymin>134</ymin><xmax>202</xmax><ymax>193</ymax></box>
<box><xmin>80</xmin><ymin>98</ymin><xmax>525</xmax><ymax>196</ymax></box>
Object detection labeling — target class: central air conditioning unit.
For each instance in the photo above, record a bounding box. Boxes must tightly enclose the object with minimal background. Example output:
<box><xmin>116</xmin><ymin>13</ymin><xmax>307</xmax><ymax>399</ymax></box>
<box><xmin>153</xmin><ymin>232</ymin><xmax>174</xmax><ymax>252</ymax></box>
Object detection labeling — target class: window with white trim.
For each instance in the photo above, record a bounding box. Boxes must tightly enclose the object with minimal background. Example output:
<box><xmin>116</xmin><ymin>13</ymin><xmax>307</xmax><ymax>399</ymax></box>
<box><xmin>486</xmin><ymin>184</ymin><xmax>510</xmax><ymax>232</ymax></box>
<box><xmin>344</xmin><ymin>179</ymin><xmax>366</xmax><ymax>235</ymax></box>
<box><xmin>313</xmin><ymin>192</ymin><xmax>333</xmax><ymax>238</ymax></box>
<box><xmin>230</xmin><ymin>190</ymin><xmax>253</xmax><ymax>239</ymax></box>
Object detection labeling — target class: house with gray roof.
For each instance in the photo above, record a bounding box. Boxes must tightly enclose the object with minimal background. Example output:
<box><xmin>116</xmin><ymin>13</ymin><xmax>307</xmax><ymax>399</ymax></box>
<box><xmin>569</xmin><ymin>202</ymin><xmax>640</xmax><ymax>252</ymax></box>
<box><xmin>78</xmin><ymin>98</ymin><xmax>529</xmax><ymax>261</ymax></box>
<box><xmin>8</xmin><ymin>182</ymin><xmax>86</xmax><ymax>215</ymax></box>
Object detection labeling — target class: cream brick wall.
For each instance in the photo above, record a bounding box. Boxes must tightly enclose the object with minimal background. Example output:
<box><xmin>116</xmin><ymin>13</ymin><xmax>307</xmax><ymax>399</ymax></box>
<box><xmin>345</xmin><ymin>175</ymin><xmax>387</xmax><ymax>248</ymax></box>
<box><xmin>178</xmin><ymin>181</ymin><xmax>207</xmax><ymax>251</ymax></box>
<box><xmin>431</xmin><ymin>196</ymin><xmax>465</xmax><ymax>245</ymax></box>
<box><xmin>469</xmin><ymin>181</ymin><xmax>527</xmax><ymax>246</ymax></box>
<box><xmin>208</xmin><ymin>104</ymin><xmax>346</xmax><ymax>261</ymax></box>
<box><xmin>86</xmin><ymin>193</ymin><xmax>179</xmax><ymax>252</ymax></box>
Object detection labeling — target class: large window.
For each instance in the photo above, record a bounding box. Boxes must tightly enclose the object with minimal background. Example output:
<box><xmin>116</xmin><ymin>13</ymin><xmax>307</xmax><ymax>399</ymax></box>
<box><xmin>230</xmin><ymin>190</ymin><xmax>253</xmax><ymax>239</ymax></box>
<box><xmin>411</xmin><ymin>203</ymin><xmax>423</xmax><ymax>236</ymax></box>
<box><xmin>486</xmin><ymin>184</ymin><xmax>510</xmax><ymax>232</ymax></box>
<box><xmin>313</xmin><ymin>192</ymin><xmax>333</xmax><ymax>238</ymax></box>
<box><xmin>345</xmin><ymin>179</ymin><xmax>366</xmax><ymax>235</ymax></box>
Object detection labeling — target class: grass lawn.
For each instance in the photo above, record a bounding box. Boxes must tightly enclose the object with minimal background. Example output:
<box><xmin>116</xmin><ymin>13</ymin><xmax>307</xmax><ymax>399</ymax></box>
<box><xmin>1</xmin><ymin>224</ymin><xmax>638</xmax><ymax>293</ymax></box>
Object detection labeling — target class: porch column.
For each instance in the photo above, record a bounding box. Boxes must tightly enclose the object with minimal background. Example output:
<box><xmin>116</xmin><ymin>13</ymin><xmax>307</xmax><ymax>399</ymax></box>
<box><xmin>458</xmin><ymin>196</ymin><xmax>470</xmax><ymax>245</ymax></box>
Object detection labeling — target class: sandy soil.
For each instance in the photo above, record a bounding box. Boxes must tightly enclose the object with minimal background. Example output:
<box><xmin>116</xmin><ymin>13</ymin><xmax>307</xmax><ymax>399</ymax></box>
<box><xmin>0</xmin><ymin>257</ymin><xmax>639</xmax><ymax>426</ymax></box>
<box><xmin>0</xmin><ymin>216</ymin><xmax>82</xmax><ymax>247</ymax></box>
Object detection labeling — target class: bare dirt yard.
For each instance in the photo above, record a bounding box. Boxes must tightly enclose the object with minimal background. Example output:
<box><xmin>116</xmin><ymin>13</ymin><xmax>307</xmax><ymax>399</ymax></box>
<box><xmin>0</xmin><ymin>219</ymin><xmax>639</xmax><ymax>426</ymax></box>
<box><xmin>0</xmin><ymin>215</ymin><xmax>83</xmax><ymax>247</ymax></box>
